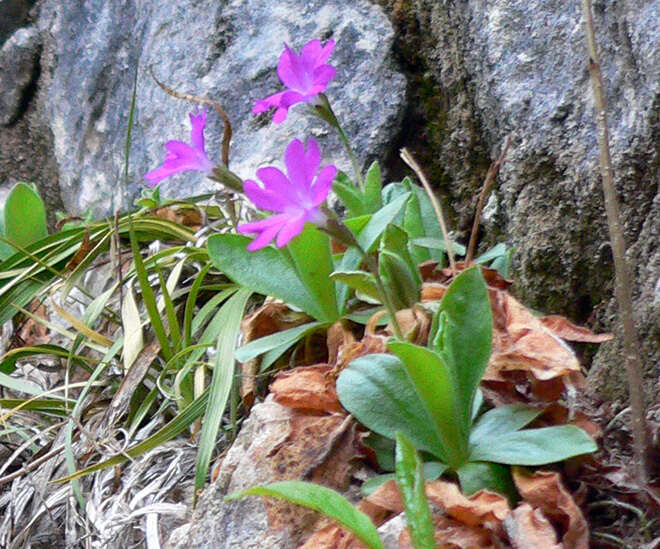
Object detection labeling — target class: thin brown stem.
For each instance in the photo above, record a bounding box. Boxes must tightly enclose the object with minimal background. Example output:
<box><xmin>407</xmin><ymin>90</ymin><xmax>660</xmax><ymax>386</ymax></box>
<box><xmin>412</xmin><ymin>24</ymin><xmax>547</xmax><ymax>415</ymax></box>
<box><xmin>580</xmin><ymin>0</ymin><xmax>648</xmax><ymax>488</ymax></box>
<box><xmin>150</xmin><ymin>68</ymin><xmax>233</xmax><ymax>167</ymax></box>
<box><xmin>400</xmin><ymin>148</ymin><xmax>457</xmax><ymax>274</ymax></box>
<box><xmin>465</xmin><ymin>134</ymin><xmax>513</xmax><ymax>265</ymax></box>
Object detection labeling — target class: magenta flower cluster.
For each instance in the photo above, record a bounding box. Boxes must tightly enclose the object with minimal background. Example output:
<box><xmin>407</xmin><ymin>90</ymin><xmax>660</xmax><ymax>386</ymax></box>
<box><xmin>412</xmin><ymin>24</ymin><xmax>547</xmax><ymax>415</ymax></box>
<box><xmin>144</xmin><ymin>108</ymin><xmax>214</xmax><ymax>186</ymax></box>
<box><xmin>145</xmin><ymin>38</ymin><xmax>338</xmax><ymax>250</ymax></box>
<box><xmin>237</xmin><ymin>138</ymin><xmax>336</xmax><ymax>250</ymax></box>
<box><xmin>253</xmin><ymin>39</ymin><xmax>336</xmax><ymax>124</ymax></box>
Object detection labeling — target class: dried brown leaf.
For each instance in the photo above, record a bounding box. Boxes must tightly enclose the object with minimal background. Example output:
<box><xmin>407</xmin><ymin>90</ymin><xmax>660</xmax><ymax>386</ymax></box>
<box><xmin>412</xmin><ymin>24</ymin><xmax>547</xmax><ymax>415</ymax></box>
<box><xmin>540</xmin><ymin>315</ymin><xmax>613</xmax><ymax>343</ymax></box>
<box><xmin>270</xmin><ymin>364</ymin><xmax>343</xmax><ymax>413</ymax></box>
<box><xmin>513</xmin><ymin>468</ymin><xmax>589</xmax><ymax>549</ymax></box>
<box><xmin>504</xmin><ymin>503</ymin><xmax>561</xmax><ymax>549</ymax></box>
<box><xmin>426</xmin><ymin>480</ymin><xmax>510</xmax><ymax>529</ymax></box>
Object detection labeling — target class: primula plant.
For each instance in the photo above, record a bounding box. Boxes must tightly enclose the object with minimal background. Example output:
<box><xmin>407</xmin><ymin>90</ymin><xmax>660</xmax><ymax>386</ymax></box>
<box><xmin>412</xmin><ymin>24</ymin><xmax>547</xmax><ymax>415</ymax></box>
<box><xmin>138</xmin><ymin>36</ymin><xmax>599</xmax><ymax>542</ymax></box>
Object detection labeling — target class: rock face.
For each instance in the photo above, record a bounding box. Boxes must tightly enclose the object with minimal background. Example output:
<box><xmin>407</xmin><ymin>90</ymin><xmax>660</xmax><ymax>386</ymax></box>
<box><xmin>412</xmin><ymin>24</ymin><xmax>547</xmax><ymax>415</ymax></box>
<box><xmin>377</xmin><ymin>0</ymin><xmax>659</xmax><ymax>404</ymax></box>
<box><xmin>31</xmin><ymin>0</ymin><xmax>406</xmax><ymax>216</ymax></box>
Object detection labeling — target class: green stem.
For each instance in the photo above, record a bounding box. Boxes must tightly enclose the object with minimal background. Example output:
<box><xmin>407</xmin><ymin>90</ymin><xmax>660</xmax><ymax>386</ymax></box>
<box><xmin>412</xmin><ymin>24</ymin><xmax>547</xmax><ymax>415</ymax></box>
<box><xmin>312</xmin><ymin>94</ymin><xmax>364</xmax><ymax>190</ymax></box>
<box><xmin>323</xmin><ymin>214</ymin><xmax>404</xmax><ymax>340</ymax></box>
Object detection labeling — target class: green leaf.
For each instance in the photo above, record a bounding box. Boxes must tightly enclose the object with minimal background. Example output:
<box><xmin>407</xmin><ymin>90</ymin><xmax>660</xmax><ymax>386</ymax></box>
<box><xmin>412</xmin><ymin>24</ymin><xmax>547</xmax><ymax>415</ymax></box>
<box><xmin>333</xmin><ymin>172</ymin><xmax>366</xmax><ymax>217</ymax></box>
<box><xmin>235</xmin><ymin>321</ymin><xmax>326</xmax><ymax>363</ymax></box>
<box><xmin>395</xmin><ymin>433</ymin><xmax>437</xmax><ymax>549</ymax></box>
<box><xmin>360</xmin><ymin>461</ymin><xmax>448</xmax><ymax>497</ymax></box>
<box><xmin>355</xmin><ymin>193</ymin><xmax>411</xmax><ymax>253</ymax></box>
<box><xmin>194</xmin><ymin>288</ymin><xmax>252</xmax><ymax>503</ymax></box>
<box><xmin>456</xmin><ymin>462</ymin><xmax>518</xmax><ymax>504</ymax></box>
<box><xmin>387</xmin><ymin>341</ymin><xmax>466</xmax><ymax>467</ymax></box>
<box><xmin>434</xmin><ymin>267</ymin><xmax>492</xmax><ymax>443</ymax></box>
<box><xmin>411</xmin><ymin>237</ymin><xmax>466</xmax><ymax>256</ymax></box>
<box><xmin>402</xmin><ymin>192</ymin><xmax>431</xmax><ymax>265</ymax></box>
<box><xmin>337</xmin><ymin>193</ymin><xmax>411</xmax><ymax>309</ymax></box>
<box><xmin>473</xmin><ymin>243</ymin><xmax>507</xmax><ymax>265</ymax></box>
<box><xmin>490</xmin><ymin>248</ymin><xmax>514</xmax><ymax>278</ymax></box>
<box><xmin>1</xmin><ymin>183</ymin><xmax>48</xmax><ymax>259</ymax></box>
<box><xmin>330</xmin><ymin>270</ymin><xmax>380</xmax><ymax>302</ymax></box>
<box><xmin>337</xmin><ymin>353</ymin><xmax>449</xmax><ymax>463</ymax></box>
<box><xmin>286</xmin><ymin>225</ymin><xmax>339</xmax><ymax>321</ymax></box>
<box><xmin>207</xmin><ymin>233</ymin><xmax>328</xmax><ymax>321</ymax></box>
<box><xmin>363</xmin><ymin>161</ymin><xmax>383</xmax><ymax>213</ymax></box>
<box><xmin>378</xmin><ymin>250</ymin><xmax>421</xmax><ymax>310</ymax></box>
<box><xmin>469</xmin><ymin>404</ymin><xmax>544</xmax><ymax>444</ymax></box>
<box><xmin>469</xmin><ymin>425</ymin><xmax>598</xmax><ymax>465</ymax></box>
<box><xmin>227</xmin><ymin>481</ymin><xmax>384</xmax><ymax>549</ymax></box>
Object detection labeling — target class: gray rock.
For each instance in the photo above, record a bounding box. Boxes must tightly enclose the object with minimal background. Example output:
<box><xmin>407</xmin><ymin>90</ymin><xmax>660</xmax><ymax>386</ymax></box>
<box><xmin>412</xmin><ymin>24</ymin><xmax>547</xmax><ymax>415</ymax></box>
<box><xmin>378</xmin><ymin>0</ymin><xmax>659</xmax><ymax>403</ymax></box>
<box><xmin>0</xmin><ymin>26</ymin><xmax>40</xmax><ymax>125</ymax></box>
<box><xmin>0</xmin><ymin>0</ymin><xmax>37</xmax><ymax>45</ymax></box>
<box><xmin>166</xmin><ymin>399</ymin><xmax>297</xmax><ymax>549</ymax></box>
<box><xmin>37</xmin><ymin>0</ymin><xmax>406</xmax><ymax>217</ymax></box>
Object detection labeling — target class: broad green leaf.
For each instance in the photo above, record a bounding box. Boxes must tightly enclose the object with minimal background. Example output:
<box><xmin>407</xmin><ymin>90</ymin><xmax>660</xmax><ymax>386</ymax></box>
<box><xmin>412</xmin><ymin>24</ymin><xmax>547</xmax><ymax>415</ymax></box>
<box><xmin>334</xmin><ymin>172</ymin><xmax>366</xmax><ymax>217</ymax></box>
<box><xmin>434</xmin><ymin>267</ymin><xmax>492</xmax><ymax>443</ymax></box>
<box><xmin>363</xmin><ymin>161</ymin><xmax>383</xmax><ymax>213</ymax></box>
<box><xmin>388</xmin><ymin>341</ymin><xmax>466</xmax><ymax>467</ymax></box>
<box><xmin>355</xmin><ymin>193</ymin><xmax>411</xmax><ymax>253</ymax></box>
<box><xmin>490</xmin><ymin>248</ymin><xmax>514</xmax><ymax>278</ymax></box>
<box><xmin>207</xmin><ymin>234</ymin><xmax>328</xmax><ymax>321</ymax></box>
<box><xmin>469</xmin><ymin>425</ymin><xmax>598</xmax><ymax>465</ymax></box>
<box><xmin>469</xmin><ymin>404</ymin><xmax>544</xmax><ymax>444</ymax></box>
<box><xmin>235</xmin><ymin>321</ymin><xmax>326</xmax><ymax>363</ymax></box>
<box><xmin>2</xmin><ymin>183</ymin><xmax>48</xmax><ymax>258</ymax></box>
<box><xmin>456</xmin><ymin>462</ymin><xmax>518</xmax><ymax>504</ymax></box>
<box><xmin>395</xmin><ymin>433</ymin><xmax>437</xmax><ymax>549</ymax></box>
<box><xmin>378</xmin><ymin>250</ymin><xmax>421</xmax><ymax>310</ymax></box>
<box><xmin>337</xmin><ymin>353</ymin><xmax>449</xmax><ymax>462</ymax></box>
<box><xmin>337</xmin><ymin>193</ymin><xmax>410</xmax><ymax>309</ymax></box>
<box><xmin>286</xmin><ymin>225</ymin><xmax>339</xmax><ymax>321</ymax></box>
<box><xmin>411</xmin><ymin>237</ymin><xmax>466</xmax><ymax>256</ymax></box>
<box><xmin>227</xmin><ymin>481</ymin><xmax>384</xmax><ymax>549</ymax></box>
<box><xmin>330</xmin><ymin>271</ymin><xmax>380</xmax><ymax>302</ymax></box>
<box><xmin>194</xmin><ymin>288</ymin><xmax>252</xmax><ymax>502</ymax></box>
<box><xmin>402</xmin><ymin>192</ymin><xmax>431</xmax><ymax>264</ymax></box>
<box><xmin>474</xmin><ymin>243</ymin><xmax>508</xmax><ymax>265</ymax></box>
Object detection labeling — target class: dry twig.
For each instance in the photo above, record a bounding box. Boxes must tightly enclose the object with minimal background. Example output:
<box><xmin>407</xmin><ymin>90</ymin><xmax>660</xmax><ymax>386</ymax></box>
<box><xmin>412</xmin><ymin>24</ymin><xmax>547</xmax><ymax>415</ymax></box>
<box><xmin>465</xmin><ymin>134</ymin><xmax>513</xmax><ymax>265</ymax></box>
<box><xmin>579</xmin><ymin>0</ymin><xmax>648</xmax><ymax>488</ymax></box>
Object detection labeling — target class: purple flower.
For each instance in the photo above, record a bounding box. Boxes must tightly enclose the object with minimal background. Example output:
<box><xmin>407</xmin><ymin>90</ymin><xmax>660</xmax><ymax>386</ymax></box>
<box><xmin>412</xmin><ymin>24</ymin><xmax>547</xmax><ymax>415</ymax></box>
<box><xmin>145</xmin><ymin>108</ymin><xmax>215</xmax><ymax>186</ymax></box>
<box><xmin>253</xmin><ymin>39</ymin><xmax>336</xmax><ymax>124</ymax></box>
<box><xmin>238</xmin><ymin>138</ymin><xmax>336</xmax><ymax>251</ymax></box>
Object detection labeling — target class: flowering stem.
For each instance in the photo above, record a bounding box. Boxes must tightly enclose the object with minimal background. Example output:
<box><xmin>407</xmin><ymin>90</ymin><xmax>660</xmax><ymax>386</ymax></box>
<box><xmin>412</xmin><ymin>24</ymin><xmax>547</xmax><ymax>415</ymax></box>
<box><xmin>313</xmin><ymin>95</ymin><xmax>365</xmax><ymax>190</ymax></box>
<box><xmin>323</xmin><ymin>214</ymin><xmax>404</xmax><ymax>340</ymax></box>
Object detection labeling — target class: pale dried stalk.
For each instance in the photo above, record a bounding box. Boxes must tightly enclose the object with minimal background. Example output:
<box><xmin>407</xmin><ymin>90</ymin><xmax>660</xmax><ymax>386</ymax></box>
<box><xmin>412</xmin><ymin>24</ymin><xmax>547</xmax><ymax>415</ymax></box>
<box><xmin>400</xmin><ymin>148</ymin><xmax>457</xmax><ymax>274</ymax></box>
<box><xmin>580</xmin><ymin>0</ymin><xmax>648</xmax><ymax>487</ymax></box>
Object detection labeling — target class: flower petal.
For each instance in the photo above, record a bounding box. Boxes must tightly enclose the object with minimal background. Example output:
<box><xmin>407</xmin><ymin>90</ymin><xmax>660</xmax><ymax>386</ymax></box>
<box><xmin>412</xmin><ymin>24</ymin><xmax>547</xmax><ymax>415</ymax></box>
<box><xmin>284</xmin><ymin>138</ymin><xmax>312</xmax><ymax>192</ymax></box>
<box><xmin>311</xmin><ymin>65</ymin><xmax>336</xmax><ymax>91</ymax></box>
<box><xmin>277</xmin><ymin>43</ymin><xmax>308</xmax><ymax>91</ymax></box>
<box><xmin>238</xmin><ymin>214</ymin><xmax>289</xmax><ymax>251</ymax></box>
<box><xmin>189</xmin><ymin>108</ymin><xmax>207</xmax><ymax>152</ymax></box>
<box><xmin>252</xmin><ymin>91</ymin><xmax>287</xmax><ymax>114</ymax></box>
<box><xmin>310</xmin><ymin>165</ymin><xmax>337</xmax><ymax>206</ymax></box>
<box><xmin>275</xmin><ymin>214</ymin><xmax>306</xmax><ymax>248</ymax></box>
<box><xmin>244</xmin><ymin>174</ymin><xmax>294</xmax><ymax>212</ymax></box>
